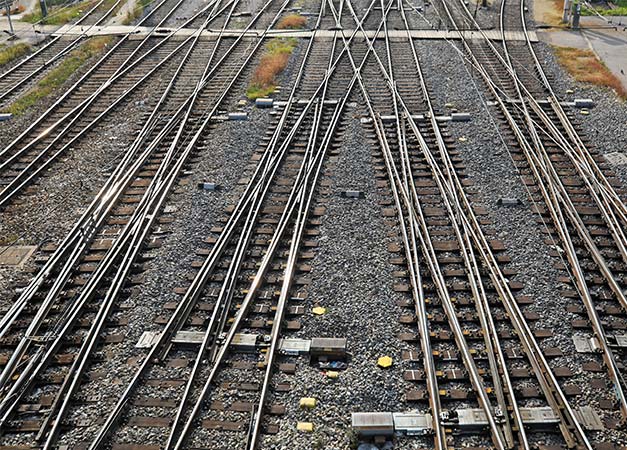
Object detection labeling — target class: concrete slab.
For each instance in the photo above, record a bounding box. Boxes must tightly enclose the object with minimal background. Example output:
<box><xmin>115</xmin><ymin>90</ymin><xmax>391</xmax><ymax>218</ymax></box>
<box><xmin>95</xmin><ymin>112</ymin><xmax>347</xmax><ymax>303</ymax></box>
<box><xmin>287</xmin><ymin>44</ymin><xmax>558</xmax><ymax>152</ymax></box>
<box><xmin>0</xmin><ymin>17</ymin><xmax>56</xmax><ymax>45</ymax></box>
<box><xmin>0</xmin><ymin>245</ymin><xmax>36</xmax><ymax>267</ymax></box>
<box><xmin>50</xmin><ymin>24</ymin><xmax>539</xmax><ymax>41</ymax></box>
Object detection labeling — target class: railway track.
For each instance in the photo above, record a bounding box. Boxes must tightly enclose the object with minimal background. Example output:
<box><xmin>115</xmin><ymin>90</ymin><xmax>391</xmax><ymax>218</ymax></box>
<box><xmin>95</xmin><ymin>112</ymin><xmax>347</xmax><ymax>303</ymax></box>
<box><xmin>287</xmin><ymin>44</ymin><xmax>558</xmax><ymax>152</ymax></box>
<box><xmin>0</xmin><ymin>0</ymin><xmax>626</xmax><ymax>447</ymax></box>
<box><xmin>333</xmin><ymin>1</ymin><xmax>595</xmax><ymax>448</ymax></box>
<box><xmin>0</xmin><ymin>0</ymin><xmax>243</xmax><ymax>209</ymax></box>
<box><xmin>0</xmin><ymin>0</ymin><xmax>127</xmax><ymax>106</ymax></box>
<box><xmin>0</xmin><ymin>0</ymin><xmax>304</xmax><ymax>446</ymax></box>
<box><xmin>432</xmin><ymin>0</ymin><xmax>627</xmax><ymax>436</ymax></box>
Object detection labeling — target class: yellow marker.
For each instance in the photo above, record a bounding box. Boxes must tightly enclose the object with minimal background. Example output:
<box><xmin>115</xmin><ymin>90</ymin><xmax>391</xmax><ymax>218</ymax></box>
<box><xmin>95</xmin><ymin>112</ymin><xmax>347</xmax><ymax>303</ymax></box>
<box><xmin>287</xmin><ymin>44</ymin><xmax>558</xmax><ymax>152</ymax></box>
<box><xmin>581</xmin><ymin>110</ymin><xmax>590</xmax><ymax>115</ymax></box>
<box><xmin>326</xmin><ymin>371</ymin><xmax>339</xmax><ymax>379</ymax></box>
<box><xmin>458</xmin><ymin>137</ymin><xmax>467</xmax><ymax>142</ymax></box>
<box><xmin>297</xmin><ymin>422</ymin><xmax>314</xmax><ymax>432</ymax></box>
<box><xmin>312</xmin><ymin>306</ymin><xmax>327</xmax><ymax>315</ymax></box>
<box><xmin>299</xmin><ymin>397</ymin><xmax>317</xmax><ymax>409</ymax></box>
<box><xmin>377</xmin><ymin>356</ymin><xmax>393</xmax><ymax>368</ymax></box>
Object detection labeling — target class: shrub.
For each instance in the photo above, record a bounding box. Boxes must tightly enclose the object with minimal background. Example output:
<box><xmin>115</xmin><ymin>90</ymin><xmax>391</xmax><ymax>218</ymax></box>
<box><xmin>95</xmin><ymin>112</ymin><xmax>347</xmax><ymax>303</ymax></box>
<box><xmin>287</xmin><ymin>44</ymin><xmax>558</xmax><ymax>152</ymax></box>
<box><xmin>246</xmin><ymin>38</ymin><xmax>297</xmax><ymax>100</ymax></box>
<box><xmin>276</xmin><ymin>13</ymin><xmax>307</xmax><ymax>29</ymax></box>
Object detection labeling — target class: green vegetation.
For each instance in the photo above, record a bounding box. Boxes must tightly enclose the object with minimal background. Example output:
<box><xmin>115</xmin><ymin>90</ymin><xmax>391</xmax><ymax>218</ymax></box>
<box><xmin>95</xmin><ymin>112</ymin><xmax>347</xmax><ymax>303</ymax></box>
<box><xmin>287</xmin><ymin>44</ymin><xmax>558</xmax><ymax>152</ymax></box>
<box><xmin>246</xmin><ymin>37</ymin><xmax>298</xmax><ymax>100</ymax></box>
<box><xmin>4</xmin><ymin>36</ymin><xmax>113</xmax><ymax>115</ymax></box>
<box><xmin>553</xmin><ymin>46</ymin><xmax>626</xmax><ymax>100</ymax></box>
<box><xmin>22</xmin><ymin>0</ymin><xmax>94</xmax><ymax>24</ymax></box>
<box><xmin>21</xmin><ymin>0</ymin><xmax>121</xmax><ymax>25</ymax></box>
<box><xmin>581</xmin><ymin>0</ymin><xmax>627</xmax><ymax>15</ymax></box>
<box><xmin>0</xmin><ymin>43</ymin><xmax>31</xmax><ymax>66</ymax></box>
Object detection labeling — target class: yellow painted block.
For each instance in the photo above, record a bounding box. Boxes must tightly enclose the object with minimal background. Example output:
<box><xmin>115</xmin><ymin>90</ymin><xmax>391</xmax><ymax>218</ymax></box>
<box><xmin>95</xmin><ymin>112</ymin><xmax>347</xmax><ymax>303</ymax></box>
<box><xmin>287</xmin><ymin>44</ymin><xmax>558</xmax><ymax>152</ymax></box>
<box><xmin>312</xmin><ymin>306</ymin><xmax>327</xmax><ymax>315</ymax></box>
<box><xmin>297</xmin><ymin>422</ymin><xmax>314</xmax><ymax>432</ymax></box>
<box><xmin>377</xmin><ymin>356</ymin><xmax>393</xmax><ymax>368</ymax></box>
<box><xmin>299</xmin><ymin>397</ymin><xmax>317</xmax><ymax>408</ymax></box>
<box><xmin>458</xmin><ymin>137</ymin><xmax>467</xmax><ymax>142</ymax></box>
<box><xmin>326</xmin><ymin>371</ymin><xmax>339</xmax><ymax>379</ymax></box>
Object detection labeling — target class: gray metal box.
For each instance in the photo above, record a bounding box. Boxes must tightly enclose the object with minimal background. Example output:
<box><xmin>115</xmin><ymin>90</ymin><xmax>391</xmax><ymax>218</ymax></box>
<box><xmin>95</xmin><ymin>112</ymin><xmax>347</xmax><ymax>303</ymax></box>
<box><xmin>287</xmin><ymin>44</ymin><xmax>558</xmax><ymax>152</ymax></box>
<box><xmin>456</xmin><ymin>409</ymin><xmax>489</xmax><ymax>428</ymax></box>
<box><xmin>255</xmin><ymin>98</ymin><xmax>274</xmax><ymax>108</ymax></box>
<box><xmin>451</xmin><ymin>112</ymin><xmax>471</xmax><ymax>122</ymax></box>
<box><xmin>574</xmin><ymin>98</ymin><xmax>594</xmax><ymax>108</ymax></box>
<box><xmin>519</xmin><ymin>407</ymin><xmax>560</xmax><ymax>427</ymax></box>
<box><xmin>310</xmin><ymin>337</ymin><xmax>347</xmax><ymax>358</ymax></box>
<box><xmin>351</xmin><ymin>412</ymin><xmax>394</xmax><ymax>436</ymax></box>
<box><xmin>232</xmin><ymin>333</ymin><xmax>259</xmax><ymax>352</ymax></box>
<box><xmin>228</xmin><ymin>112</ymin><xmax>248</xmax><ymax>121</ymax></box>
<box><xmin>393</xmin><ymin>412</ymin><xmax>433</xmax><ymax>435</ymax></box>
<box><xmin>279</xmin><ymin>338</ymin><xmax>311</xmax><ymax>355</ymax></box>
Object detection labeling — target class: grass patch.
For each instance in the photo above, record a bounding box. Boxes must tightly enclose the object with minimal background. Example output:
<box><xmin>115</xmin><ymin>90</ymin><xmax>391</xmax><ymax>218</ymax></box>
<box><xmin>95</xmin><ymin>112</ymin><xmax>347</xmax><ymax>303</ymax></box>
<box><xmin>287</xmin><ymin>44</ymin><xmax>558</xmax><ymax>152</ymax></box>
<box><xmin>553</xmin><ymin>46</ymin><xmax>626</xmax><ymax>100</ymax></box>
<box><xmin>582</xmin><ymin>4</ymin><xmax>627</xmax><ymax>14</ymax></box>
<box><xmin>4</xmin><ymin>36</ymin><xmax>113</xmax><ymax>115</ymax></box>
<box><xmin>22</xmin><ymin>0</ymin><xmax>95</xmax><ymax>24</ymax></box>
<box><xmin>583</xmin><ymin>0</ymin><xmax>627</xmax><ymax>14</ymax></box>
<box><xmin>276</xmin><ymin>13</ymin><xmax>307</xmax><ymax>29</ymax></box>
<box><xmin>246</xmin><ymin>37</ymin><xmax>297</xmax><ymax>100</ymax></box>
<box><xmin>0</xmin><ymin>43</ymin><xmax>31</xmax><ymax>66</ymax></box>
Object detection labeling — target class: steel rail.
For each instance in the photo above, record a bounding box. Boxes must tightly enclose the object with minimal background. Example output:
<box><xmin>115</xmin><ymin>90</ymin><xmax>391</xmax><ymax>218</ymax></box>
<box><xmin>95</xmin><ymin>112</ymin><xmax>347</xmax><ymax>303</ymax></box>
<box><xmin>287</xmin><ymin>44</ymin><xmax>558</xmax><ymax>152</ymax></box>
<box><xmin>0</xmin><ymin>0</ymin><xmax>276</xmax><ymax>417</ymax></box>
<box><xmin>0</xmin><ymin>0</ymin><xmax>250</xmax><ymax>353</ymax></box>
<box><xmin>0</xmin><ymin>0</ymin><xmax>125</xmax><ymax>104</ymax></box>
<box><xmin>496</xmin><ymin>1</ymin><xmax>627</xmax><ymax>267</ymax></box>
<box><xmin>347</xmin><ymin>2</ymin><xmax>590</xmax><ymax>447</ymax></box>
<box><xmin>423</xmin><ymin>0</ymin><xmax>594</xmax><ymax>444</ymax></box>
<box><xmin>0</xmin><ymin>0</ymin><xmax>201</xmax><ymax>159</ymax></box>
<box><xmin>163</xmin><ymin>5</ymin><xmax>391</xmax><ymax>448</ymax></box>
<box><xmin>5</xmin><ymin>3</ymin><xmax>251</xmax><ymax>445</ymax></box>
<box><xmin>392</xmin><ymin>7</ymin><xmax>524</xmax><ymax>447</ymax></box>
<box><xmin>0</xmin><ymin>0</ymin><xmax>121</xmax><ymax>84</ymax></box>
<box><xmin>86</xmin><ymin>7</ymin><xmax>383</xmax><ymax>448</ymax></box>
<box><xmin>336</xmin><ymin>1</ymin><xmax>450</xmax><ymax>447</ymax></box>
<box><xmin>341</xmin><ymin>3</ymin><xmax>515</xmax><ymax>448</ymax></box>
<box><xmin>0</xmin><ymin>0</ymin><xmax>229</xmax><ymax>167</ymax></box>
<box><xmin>355</xmin><ymin>54</ymin><xmax>510</xmax><ymax>450</ymax></box>
<box><xmin>517</xmin><ymin>0</ymin><xmax>627</xmax><ymax>223</ymax></box>
<box><xmin>399</xmin><ymin>4</ymin><xmax>614</xmax><ymax>439</ymax></box>
<box><xmin>79</xmin><ymin>0</ymin><xmax>372</xmax><ymax>446</ymax></box>
<box><xmin>0</xmin><ymin>32</ymin><xmax>235</xmax><ymax>426</ymax></box>
<box><xmin>0</xmin><ymin>0</ymin><xmax>264</xmax><ymax>386</ymax></box>
<box><xmin>0</xmin><ymin>3</ymin><xmax>243</xmax><ymax>208</ymax></box>
<box><xmin>0</xmin><ymin>0</ymin><xmax>239</xmax><ymax>206</ymax></box>
<box><xmin>166</xmin><ymin>10</ymin><xmax>327</xmax><ymax>445</ymax></box>
<box><xmin>435</xmin><ymin>0</ymin><xmax>592</xmax><ymax>444</ymax></box>
<box><xmin>433</xmin><ymin>0</ymin><xmax>627</xmax><ymax>323</ymax></box>
<box><xmin>247</xmin><ymin>18</ymin><xmax>347</xmax><ymax>448</ymax></box>
<box><xmin>492</xmin><ymin>0</ymin><xmax>627</xmax><ymax>418</ymax></box>
<box><xmin>160</xmin><ymin>8</ymin><xmax>324</xmax><ymax>450</ymax></box>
